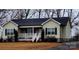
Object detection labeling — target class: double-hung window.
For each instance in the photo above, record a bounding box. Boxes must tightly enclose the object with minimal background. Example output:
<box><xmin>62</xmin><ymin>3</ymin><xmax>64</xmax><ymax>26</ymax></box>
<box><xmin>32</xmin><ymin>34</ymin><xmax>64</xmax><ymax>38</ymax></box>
<box><xmin>27</xmin><ymin>28</ymin><xmax>32</xmax><ymax>33</ymax></box>
<box><xmin>46</xmin><ymin>28</ymin><xmax>57</xmax><ymax>35</ymax></box>
<box><xmin>5</xmin><ymin>29</ymin><xmax>14</xmax><ymax>35</ymax></box>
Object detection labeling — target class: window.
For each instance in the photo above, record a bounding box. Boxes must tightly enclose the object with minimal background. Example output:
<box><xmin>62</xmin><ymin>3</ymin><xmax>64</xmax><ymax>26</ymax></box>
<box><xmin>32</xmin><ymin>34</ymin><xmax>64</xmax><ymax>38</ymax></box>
<box><xmin>27</xmin><ymin>28</ymin><xmax>32</xmax><ymax>33</ymax></box>
<box><xmin>5</xmin><ymin>29</ymin><xmax>14</xmax><ymax>35</ymax></box>
<box><xmin>46</xmin><ymin>28</ymin><xmax>57</xmax><ymax>35</ymax></box>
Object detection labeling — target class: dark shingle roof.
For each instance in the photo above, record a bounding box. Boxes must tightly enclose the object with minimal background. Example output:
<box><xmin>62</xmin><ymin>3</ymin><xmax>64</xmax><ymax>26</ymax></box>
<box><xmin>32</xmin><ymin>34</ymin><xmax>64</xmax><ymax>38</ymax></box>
<box><xmin>12</xmin><ymin>17</ymin><xmax>69</xmax><ymax>26</ymax></box>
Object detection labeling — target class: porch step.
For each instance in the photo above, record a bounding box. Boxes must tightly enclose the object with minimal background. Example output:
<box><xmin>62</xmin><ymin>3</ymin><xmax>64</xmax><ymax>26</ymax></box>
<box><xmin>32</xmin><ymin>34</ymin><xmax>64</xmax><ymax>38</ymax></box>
<box><xmin>18</xmin><ymin>39</ymin><xmax>32</xmax><ymax>41</ymax></box>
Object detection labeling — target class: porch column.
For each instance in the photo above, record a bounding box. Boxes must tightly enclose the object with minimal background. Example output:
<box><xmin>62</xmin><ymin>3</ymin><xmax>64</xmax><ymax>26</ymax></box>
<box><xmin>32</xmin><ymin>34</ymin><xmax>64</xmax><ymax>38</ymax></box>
<box><xmin>32</xmin><ymin>27</ymin><xmax>34</xmax><ymax>36</ymax></box>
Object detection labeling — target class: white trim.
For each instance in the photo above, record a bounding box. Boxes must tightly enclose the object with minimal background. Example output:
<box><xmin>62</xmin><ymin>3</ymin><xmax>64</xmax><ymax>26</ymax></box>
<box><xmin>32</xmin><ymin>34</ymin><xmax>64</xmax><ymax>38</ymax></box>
<box><xmin>41</xmin><ymin>19</ymin><xmax>61</xmax><ymax>25</ymax></box>
<box><xmin>19</xmin><ymin>26</ymin><xmax>42</xmax><ymax>28</ymax></box>
<box><xmin>10</xmin><ymin>21</ymin><xmax>18</xmax><ymax>26</ymax></box>
<box><xmin>2</xmin><ymin>21</ymin><xmax>18</xmax><ymax>27</ymax></box>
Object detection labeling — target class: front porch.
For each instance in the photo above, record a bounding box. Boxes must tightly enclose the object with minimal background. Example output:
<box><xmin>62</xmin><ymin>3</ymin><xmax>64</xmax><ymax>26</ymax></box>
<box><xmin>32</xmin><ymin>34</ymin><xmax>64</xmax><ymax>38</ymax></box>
<box><xmin>18</xmin><ymin>27</ymin><xmax>42</xmax><ymax>41</ymax></box>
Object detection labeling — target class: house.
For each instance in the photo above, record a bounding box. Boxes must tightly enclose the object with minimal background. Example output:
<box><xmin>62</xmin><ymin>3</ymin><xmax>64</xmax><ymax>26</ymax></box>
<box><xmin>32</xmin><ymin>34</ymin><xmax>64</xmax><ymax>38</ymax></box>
<box><xmin>2</xmin><ymin>17</ymin><xmax>71</xmax><ymax>42</ymax></box>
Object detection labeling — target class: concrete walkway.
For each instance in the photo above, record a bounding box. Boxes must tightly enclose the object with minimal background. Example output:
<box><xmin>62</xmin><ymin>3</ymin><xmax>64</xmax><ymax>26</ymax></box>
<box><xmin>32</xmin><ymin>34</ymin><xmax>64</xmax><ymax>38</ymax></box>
<box><xmin>48</xmin><ymin>42</ymin><xmax>79</xmax><ymax>50</ymax></box>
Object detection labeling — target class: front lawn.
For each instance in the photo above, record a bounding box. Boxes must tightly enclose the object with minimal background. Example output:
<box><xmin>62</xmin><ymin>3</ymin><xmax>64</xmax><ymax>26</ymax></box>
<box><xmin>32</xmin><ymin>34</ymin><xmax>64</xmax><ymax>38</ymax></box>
<box><xmin>0</xmin><ymin>42</ymin><xmax>63</xmax><ymax>50</ymax></box>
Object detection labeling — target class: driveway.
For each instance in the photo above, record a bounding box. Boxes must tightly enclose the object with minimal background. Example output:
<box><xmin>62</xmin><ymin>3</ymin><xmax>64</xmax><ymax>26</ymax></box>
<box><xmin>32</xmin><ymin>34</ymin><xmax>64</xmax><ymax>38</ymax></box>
<box><xmin>48</xmin><ymin>42</ymin><xmax>79</xmax><ymax>50</ymax></box>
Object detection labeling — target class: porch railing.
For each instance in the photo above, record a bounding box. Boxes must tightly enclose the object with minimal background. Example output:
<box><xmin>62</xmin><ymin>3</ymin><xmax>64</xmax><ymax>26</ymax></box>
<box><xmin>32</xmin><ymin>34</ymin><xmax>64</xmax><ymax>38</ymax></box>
<box><xmin>18</xmin><ymin>33</ymin><xmax>34</xmax><ymax>39</ymax></box>
<box><xmin>18</xmin><ymin>32</ymin><xmax>42</xmax><ymax>42</ymax></box>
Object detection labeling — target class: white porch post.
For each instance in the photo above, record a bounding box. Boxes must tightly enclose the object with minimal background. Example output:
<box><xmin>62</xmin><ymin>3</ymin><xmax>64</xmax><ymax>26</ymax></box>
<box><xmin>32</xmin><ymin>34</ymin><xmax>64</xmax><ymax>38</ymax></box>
<box><xmin>32</xmin><ymin>27</ymin><xmax>34</xmax><ymax>36</ymax></box>
<box><xmin>32</xmin><ymin>27</ymin><xmax>35</xmax><ymax>42</ymax></box>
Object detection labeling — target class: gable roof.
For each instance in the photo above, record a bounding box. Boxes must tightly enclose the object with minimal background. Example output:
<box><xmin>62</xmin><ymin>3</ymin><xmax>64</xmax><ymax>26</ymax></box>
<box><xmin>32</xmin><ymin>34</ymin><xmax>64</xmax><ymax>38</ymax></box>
<box><xmin>12</xmin><ymin>17</ymin><xmax>69</xmax><ymax>26</ymax></box>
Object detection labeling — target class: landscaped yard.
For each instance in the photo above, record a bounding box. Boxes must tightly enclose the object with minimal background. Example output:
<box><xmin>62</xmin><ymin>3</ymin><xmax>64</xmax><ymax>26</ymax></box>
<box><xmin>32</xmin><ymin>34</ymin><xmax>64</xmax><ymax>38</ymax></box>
<box><xmin>0</xmin><ymin>42</ymin><xmax>63</xmax><ymax>50</ymax></box>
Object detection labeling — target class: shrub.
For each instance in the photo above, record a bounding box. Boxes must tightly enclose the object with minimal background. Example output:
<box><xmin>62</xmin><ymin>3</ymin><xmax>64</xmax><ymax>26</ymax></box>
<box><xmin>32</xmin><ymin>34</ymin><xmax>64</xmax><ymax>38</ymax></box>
<box><xmin>43</xmin><ymin>37</ymin><xmax>57</xmax><ymax>42</ymax></box>
<box><xmin>0</xmin><ymin>38</ymin><xmax>3</xmax><ymax>42</ymax></box>
<box><xmin>7</xmin><ymin>37</ymin><xmax>12</xmax><ymax>42</ymax></box>
<box><xmin>14</xmin><ymin>29</ymin><xmax>18</xmax><ymax>42</ymax></box>
<box><xmin>59</xmin><ymin>38</ymin><xmax>64</xmax><ymax>42</ymax></box>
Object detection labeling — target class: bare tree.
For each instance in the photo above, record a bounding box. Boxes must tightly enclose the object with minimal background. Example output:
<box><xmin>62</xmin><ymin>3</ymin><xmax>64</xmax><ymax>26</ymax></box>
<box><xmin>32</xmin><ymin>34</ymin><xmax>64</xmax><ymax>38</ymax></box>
<box><xmin>16</xmin><ymin>9</ymin><xmax>25</xmax><ymax>19</ymax></box>
<box><xmin>0</xmin><ymin>9</ymin><xmax>7</xmax><ymax>19</ymax></box>
<box><xmin>38</xmin><ymin>9</ymin><xmax>41</xmax><ymax>18</ymax></box>
<box><xmin>51</xmin><ymin>9</ymin><xmax>55</xmax><ymax>18</ymax></box>
<box><xmin>30</xmin><ymin>9</ymin><xmax>42</xmax><ymax>18</ymax></box>
<box><xmin>44</xmin><ymin>9</ymin><xmax>56</xmax><ymax>18</ymax></box>
<box><xmin>29</xmin><ymin>10</ymin><xmax>36</xmax><ymax>18</ymax></box>
<box><xmin>66</xmin><ymin>9</ymin><xmax>79</xmax><ymax>28</ymax></box>
<box><xmin>9</xmin><ymin>9</ymin><xmax>31</xmax><ymax>19</ymax></box>
<box><xmin>62</xmin><ymin>9</ymin><xmax>66</xmax><ymax>17</ymax></box>
<box><xmin>45</xmin><ymin>9</ymin><xmax>62</xmax><ymax>18</ymax></box>
<box><xmin>55</xmin><ymin>9</ymin><xmax>62</xmax><ymax>18</ymax></box>
<box><xmin>25</xmin><ymin>9</ymin><xmax>30</xmax><ymax>19</ymax></box>
<box><xmin>44</xmin><ymin>9</ymin><xmax>50</xmax><ymax>18</ymax></box>
<box><xmin>1</xmin><ymin>9</ymin><xmax>79</xmax><ymax>28</ymax></box>
<box><xmin>35</xmin><ymin>9</ymin><xmax>42</xmax><ymax>18</ymax></box>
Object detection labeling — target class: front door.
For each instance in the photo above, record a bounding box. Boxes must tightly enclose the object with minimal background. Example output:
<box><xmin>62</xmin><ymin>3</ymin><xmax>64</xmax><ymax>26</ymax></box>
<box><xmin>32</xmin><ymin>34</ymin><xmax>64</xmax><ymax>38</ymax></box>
<box><xmin>41</xmin><ymin>29</ymin><xmax>44</xmax><ymax>40</ymax></box>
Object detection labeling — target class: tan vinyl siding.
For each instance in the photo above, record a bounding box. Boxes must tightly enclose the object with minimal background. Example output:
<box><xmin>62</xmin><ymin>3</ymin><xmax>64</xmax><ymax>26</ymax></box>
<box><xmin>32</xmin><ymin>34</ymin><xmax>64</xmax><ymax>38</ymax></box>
<box><xmin>60</xmin><ymin>21</ymin><xmax>71</xmax><ymax>39</ymax></box>
<box><xmin>64</xmin><ymin>21</ymin><xmax>71</xmax><ymax>38</ymax></box>
<box><xmin>60</xmin><ymin>27</ymin><xmax>65</xmax><ymax>38</ymax></box>
<box><xmin>3</xmin><ymin>22</ymin><xmax>18</xmax><ymax>30</ymax></box>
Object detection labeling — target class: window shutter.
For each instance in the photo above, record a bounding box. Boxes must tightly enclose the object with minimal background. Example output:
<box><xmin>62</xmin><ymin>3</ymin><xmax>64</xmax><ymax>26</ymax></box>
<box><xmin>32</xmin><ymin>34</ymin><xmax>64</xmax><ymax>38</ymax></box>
<box><xmin>5</xmin><ymin>29</ymin><xmax>7</xmax><ymax>35</ymax></box>
<box><xmin>55</xmin><ymin>28</ymin><xmax>57</xmax><ymax>35</ymax></box>
<box><xmin>46</xmin><ymin>28</ymin><xmax>47</xmax><ymax>35</ymax></box>
<box><xmin>13</xmin><ymin>29</ymin><xmax>15</xmax><ymax>34</ymax></box>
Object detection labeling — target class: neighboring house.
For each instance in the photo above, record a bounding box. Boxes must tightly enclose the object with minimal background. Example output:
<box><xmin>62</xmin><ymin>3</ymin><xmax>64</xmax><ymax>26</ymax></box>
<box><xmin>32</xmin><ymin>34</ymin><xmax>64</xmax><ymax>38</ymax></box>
<box><xmin>0</xmin><ymin>26</ymin><xmax>3</xmax><ymax>39</ymax></box>
<box><xmin>2</xmin><ymin>17</ymin><xmax>71</xmax><ymax>42</ymax></box>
